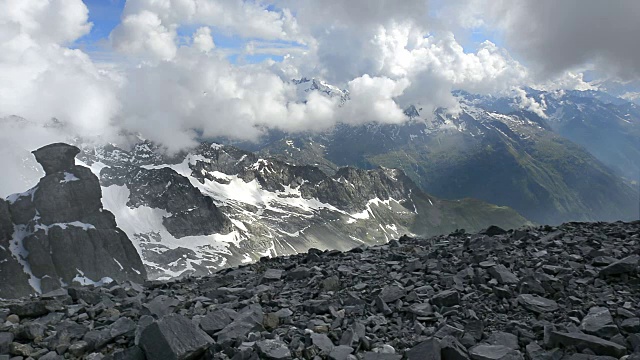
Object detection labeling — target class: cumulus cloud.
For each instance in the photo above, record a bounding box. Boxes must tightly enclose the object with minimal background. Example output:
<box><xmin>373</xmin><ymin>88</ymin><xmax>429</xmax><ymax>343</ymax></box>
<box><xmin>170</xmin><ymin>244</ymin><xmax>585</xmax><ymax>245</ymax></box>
<box><xmin>110</xmin><ymin>10</ymin><xmax>177</xmax><ymax>60</ymax></box>
<box><xmin>458</xmin><ymin>0</ymin><xmax>640</xmax><ymax>79</ymax></box>
<box><xmin>192</xmin><ymin>26</ymin><xmax>214</xmax><ymax>52</ymax></box>
<box><xmin>112</xmin><ymin>0</ymin><xmax>302</xmax><ymax>56</ymax></box>
<box><xmin>0</xmin><ymin>0</ymin><xmax>120</xmax><ymax>139</ymax></box>
<box><xmin>0</xmin><ymin>0</ymin><xmax>619</xmax><ymax>169</ymax></box>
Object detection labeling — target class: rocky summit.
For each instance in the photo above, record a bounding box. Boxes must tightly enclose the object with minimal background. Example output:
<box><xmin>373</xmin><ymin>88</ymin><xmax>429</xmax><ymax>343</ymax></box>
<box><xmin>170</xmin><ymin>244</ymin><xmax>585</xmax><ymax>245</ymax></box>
<box><xmin>1</xmin><ymin>221</ymin><xmax>640</xmax><ymax>360</ymax></box>
<box><xmin>0</xmin><ymin>143</ymin><xmax>146</xmax><ymax>299</ymax></box>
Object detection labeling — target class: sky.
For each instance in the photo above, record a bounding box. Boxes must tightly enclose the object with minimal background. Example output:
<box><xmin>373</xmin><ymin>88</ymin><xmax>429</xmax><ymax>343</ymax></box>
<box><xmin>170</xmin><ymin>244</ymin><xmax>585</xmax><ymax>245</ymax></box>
<box><xmin>1</xmin><ymin>0</ymin><xmax>640</xmax><ymax>159</ymax></box>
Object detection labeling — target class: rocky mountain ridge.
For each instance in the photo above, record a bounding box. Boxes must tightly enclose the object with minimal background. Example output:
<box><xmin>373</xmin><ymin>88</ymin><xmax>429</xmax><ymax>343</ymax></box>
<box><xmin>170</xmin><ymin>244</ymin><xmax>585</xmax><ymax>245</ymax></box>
<box><xmin>0</xmin><ymin>143</ymin><xmax>147</xmax><ymax>299</ymax></box>
<box><xmin>76</xmin><ymin>141</ymin><xmax>529</xmax><ymax>281</ymax></box>
<box><xmin>1</xmin><ymin>220</ymin><xmax>639</xmax><ymax>360</ymax></box>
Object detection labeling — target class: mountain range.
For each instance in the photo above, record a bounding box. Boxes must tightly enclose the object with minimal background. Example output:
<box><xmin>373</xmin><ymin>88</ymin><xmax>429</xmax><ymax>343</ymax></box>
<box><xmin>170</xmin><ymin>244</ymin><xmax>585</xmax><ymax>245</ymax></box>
<box><xmin>74</xmin><ymin>141</ymin><xmax>527</xmax><ymax>281</ymax></box>
<box><xmin>252</xmin><ymin>83</ymin><xmax>640</xmax><ymax>225</ymax></box>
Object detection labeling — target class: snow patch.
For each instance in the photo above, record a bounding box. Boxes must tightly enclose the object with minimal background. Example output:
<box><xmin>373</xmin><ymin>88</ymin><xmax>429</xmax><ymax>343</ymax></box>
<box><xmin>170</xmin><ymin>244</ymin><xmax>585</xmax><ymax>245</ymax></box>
<box><xmin>60</xmin><ymin>172</ymin><xmax>79</xmax><ymax>183</ymax></box>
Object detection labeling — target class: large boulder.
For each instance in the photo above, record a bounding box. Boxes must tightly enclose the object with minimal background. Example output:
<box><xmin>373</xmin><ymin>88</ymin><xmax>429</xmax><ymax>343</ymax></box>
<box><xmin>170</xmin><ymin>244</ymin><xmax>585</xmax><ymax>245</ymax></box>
<box><xmin>1</xmin><ymin>143</ymin><xmax>147</xmax><ymax>297</ymax></box>
<box><xmin>32</xmin><ymin>143</ymin><xmax>80</xmax><ymax>176</ymax></box>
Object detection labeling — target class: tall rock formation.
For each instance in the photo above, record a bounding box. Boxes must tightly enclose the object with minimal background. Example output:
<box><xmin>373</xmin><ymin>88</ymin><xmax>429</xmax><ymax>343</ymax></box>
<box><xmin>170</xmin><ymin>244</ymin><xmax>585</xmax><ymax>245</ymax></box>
<box><xmin>0</xmin><ymin>143</ymin><xmax>146</xmax><ymax>298</ymax></box>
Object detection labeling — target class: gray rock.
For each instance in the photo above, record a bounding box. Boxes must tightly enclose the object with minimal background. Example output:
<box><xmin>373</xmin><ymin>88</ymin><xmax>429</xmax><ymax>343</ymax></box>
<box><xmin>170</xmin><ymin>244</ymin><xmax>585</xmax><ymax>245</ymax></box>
<box><xmin>103</xmin><ymin>347</ymin><xmax>145</xmax><ymax>360</ymax></box>
<box><xmin>286</xmin><ymin>266</ymin><xmax>311</xmax><ymax>280</ymax></box>
<box><xmin>263</xmin><ymin>269</ymin><xmax>284</xmax><ymax>282</ymax></box>
<box><xmin>469</xmin><ymin>345</ymin><xmax>524</xmax><ymax>360</ymax></box>
<box><xmin>517</xmin><ymin>294</ymin><xmax>559</xmax><ymax>313</ymax></box>
<box><xmin>329</xmin><ymin>345</ymin><xmax>354</xmax><ymax>360</ymax></box>
<box><xmin>599</xmin><ymin>255</ymin><xmax>640</xmax><ymax>277</ymax></box>
<box><xmin>378</xmin><ymin>285</ymin><xmax>406</xmax><ymax>303</ymax></box>
<box><xmin>405</xmin><ymin>337</ymin><xmax>440</xmax><ymax>360</ymax></box>
<box><xmin>363</xmin><ymin>353</ymin><xmax>402</xmax><ymax>360</ymax></box>
<box><xmin>621</xmin><ymin>318</ymin><xmax>640</xmax><ymax>333</ymax></box>
<box><xmin>39</xmin><ymin>351</ymin><xmax>64</xmax><ymax>360</ymax></box>
<box><xmin>322</xmin><ymin>276</ymin><xmax>341</xmax><ymax>291</ymax></box>
<box><xmin>256</xmin><ymin>339</ymin><xmax>291</xmax><ymax>360</ymax></box>
<box><xmin>549</xmin><ymin>331</ymin><xmax>626</xmax><ymax>357</ymax></box>
<box><xmin>143</xmin><ymin>295</ymin><xmax>180</xmax><ymax>318</ymax></box>
<box><xmin>432</xmin><ymin>290</ymin><xmax>460</xmax><ymax>307</ymax></box>
<box><xmin>488</xmin><ymin>265</ymin><xmax>519</xmax><ymax>285</ymax></box>
<box><xmin>199</xmin><ymin>310</ymin><xmax>233</xmax><ymax>335</ymax></box>
<box><xmin>32</xmin><ymin>143</ymin><xmax>80</xmax><ymax>175</ymax></box>
<box><xmin>484</xmin><ymin>332</ymin><xmax>519</xmax><ymax>350</ymax></box>
<box><xmin>2</xmin><ymin>143</ymin><xmax>147</xmax><ymax>299</ymax></box>
<box><xmin>580</xmin><ymin>307</ymin><xmax>619</xmax><ymax>339</ymax></box>
<box><xmin>311</xmin><ymin>333</ymin><xmax>335</xmax><ymax>354</ymax></box>
<box><xmin>139</xmin><ymin>314</ymin><xmax>214</xmax><ymax>360</ymax></box>
<box><xmin>215</xmin><ymin>304</ymin><xmax>264</xmax><ymax>342</ymax></box>
<box><xmin>109</xmin><ymin>317</ymin><xmax>136</xmax><ymax>338</ymax></box>
<box><xmin>0</xmin><ymin>333</ymin><xmax>13</xmax><ymax>355</ymax></box>
<box><xmin>441</xmin><ymin>335</ymin><xmax>471</xmax><ymax>360</ymax></box>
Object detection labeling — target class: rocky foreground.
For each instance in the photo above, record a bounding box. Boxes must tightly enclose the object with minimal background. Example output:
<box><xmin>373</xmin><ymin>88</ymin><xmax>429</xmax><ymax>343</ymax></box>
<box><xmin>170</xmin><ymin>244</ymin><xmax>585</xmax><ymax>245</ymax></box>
<box><xmin>2</xmin><ymin>221</ymin><xmax>640</xmax><ymax>360</ymax></box>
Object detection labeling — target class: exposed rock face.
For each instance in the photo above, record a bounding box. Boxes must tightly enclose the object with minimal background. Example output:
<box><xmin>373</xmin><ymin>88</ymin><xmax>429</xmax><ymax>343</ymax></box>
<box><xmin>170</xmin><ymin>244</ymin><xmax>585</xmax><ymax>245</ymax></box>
<box><xmin>31</xmin><ymin>143</ymin><xmax>80</xmax><ymax>176</ymax></box>
<box><xmin>1</xmin><ymin>143</ymin><xmax>146</xmax><ymax>298</ymax></box>
<box><xmin>0</xmin><ymin>199</ymin><xmax>33</xmax><ymax>299</ymax></box>
<box><xmin>101</xmin><ymin>166</ymin><xmax>232</xmax><ymax>238</ymax></box>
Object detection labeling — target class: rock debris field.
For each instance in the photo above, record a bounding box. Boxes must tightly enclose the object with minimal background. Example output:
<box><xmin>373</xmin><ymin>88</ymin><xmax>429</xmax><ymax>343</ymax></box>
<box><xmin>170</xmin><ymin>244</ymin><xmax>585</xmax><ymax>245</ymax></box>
<box><xmin>2</xmin><ymin>221</ymin><xmax>640</xmax><ymax>360</ymax></box>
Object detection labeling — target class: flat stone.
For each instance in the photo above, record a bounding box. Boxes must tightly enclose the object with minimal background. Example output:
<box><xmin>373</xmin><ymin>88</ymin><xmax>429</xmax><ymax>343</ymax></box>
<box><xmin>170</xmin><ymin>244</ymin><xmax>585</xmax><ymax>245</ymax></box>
<box><xmin>139</xmin><ymin>314</ymin><xmax>214</xmax><ymax>360</ymax></box>
<box><xmin>311</xmin><ymin>333</ymin><xmax>335</xmax><ymax>354</ymax></box>
<box><xmin>378</xmin><ymin>285</ymin><xmax>406</xmax><ymax>303</ymax></box>
<box><xmin>469</xmin><ymin>345</ymin><xmax>523</xmax><ymax>360</ymax></box>
<box><xmin>256</xmin><ymin>339</ymin><xmax>291</xmax><ymax>360</ymax></box>
<box><xmin>329</xmin><ymin>345</ymin><xmax>354</xmax><ymax>360</ymax></box>
<box><xmin>549</xmin><ymin>331</ymin><xmax>627</xmax><ymax>357</ymax></box>
<box><xmin>363</xmin><ymin>353</ymin><xmax>402</xmax><ymax>360</ymax></box>
<box><xmin>484</xmin><ymin>332</ymin><xmax>519</xmax><ymax>350</ymax></box>
<box><xmin>580</xmin><ymin>307</ymin><xmax>619</xmax><ymax>339</ymax></box>
<box><xmin>0</xmin><ymin>333</ymin><xmax>13</xmax><ymax>355</ymax></box>
<box><xmin>599</xmin><ymin>255</ymin><xmax>640</xmax><ymax>276</ymax></box>
<box><xmin>263</xmin><ymin>268</ymin><xmax>284</xmax><ymax>281</ymax></box>
<box><xmin>405</xmin><ymin>337</ymin><xmax>440</xmax><ymax>360</ymax></box>
<box><xmin>199</xmin><ymin>310</ymin><xmax>233</xmax><ymax>335</ymax></box>
<box><xmin>441</xmin><ymin>335</ymin><xmax>470</xmax><ymax>360</ymax></box>
<box><xmin>432</xmin><ymin>290</ymin><xmax>460</xmax><ymax>307</ymax></box>
<box><xmin>517</xmin><ymin>294</ymin><xmax>559</xmax><ymax>313</ymax></box>
<box><xmin>621</xmin><ymin>318</ymin><xmax>640</xmax><ymax>333</ymax></box>
<box><xmin>488</xmin><ymin>265</ymin><xmax>519</xmax><ymax>284</ymax></box>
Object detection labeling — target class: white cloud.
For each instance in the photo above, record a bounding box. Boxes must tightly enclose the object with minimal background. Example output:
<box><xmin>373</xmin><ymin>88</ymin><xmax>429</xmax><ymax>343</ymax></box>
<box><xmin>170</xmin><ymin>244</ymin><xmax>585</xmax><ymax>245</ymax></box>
<box><xmin>0</xmin><ymin>0</ymin><xmax>120</xmax><ymax>140</ymax></box>
<box><xmin>0</xmin><ymin>0</ymin><xmax>92</xmax><ymax>45</ymax></box>
<box><xmin>192</xmin><ymin>26</ymin><xmax>214</xmax><ymax>52</ymax></box>
<box><xmin>453</xmin><ymin>0</ymin><xmax>640</xmax><ymax>79</ymax></box>
<box><xmin>0</xmin><ymin>0</ymin><xmax>622</xmax><ymax>168</ymax></box>
<box><xmin>110</xmin><ymin>10</ymin><xmax>177</xmax><ymax>61</ymax></box>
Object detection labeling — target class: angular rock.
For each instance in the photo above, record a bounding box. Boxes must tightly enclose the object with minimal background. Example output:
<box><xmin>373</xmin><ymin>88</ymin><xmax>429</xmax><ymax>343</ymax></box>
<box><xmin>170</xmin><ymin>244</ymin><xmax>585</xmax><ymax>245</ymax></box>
<box><xmin>549</xmin><ymin>331</ymin><xmax>626</xmax><ymax>357</ymax></box>
<box><xmin>406</xmin><ymin>337</ymin><xmax>440</xmax><ymax>360</ymax></box>
<box><xmin>139</xmin><ymin>314</ymin><xmax>214</xmax><ymax>360</ymax></box>
<box><xmin>484</xmin><ymin>332</ymin><xmax>519</xmax><ymax>350</ymax></box>
<box><xmin>580</xmin><ymin>307</ymin><xmax>619</xmax><ymax>339</ymax></box>
<box><xmin>378</xmin><ymin>285</ymin><xmax>406</xmax><ymax>303</ymax></box>
<box><xmin>488</xmin><ymin>265</ymin><xmax>519</xmax><ymax>285</ymax></box>
<box><xmin>256</xmin><ymin>339</ymin><xmax>291</xmax><ymax>360</ymax></box>
<box><xmin>0</xmin><ymin>333</ymin><xmax>13</xmax><ymax>355</ymax></box>
<box><xmin>517</xmin><ymin>294</ymin><xmax>559</xmax><ymax>313</ymax></box>
<box><xmin>199</xmin><ymin>310</ymin><xmax>233</xmax><ymax>335</ymax></box>
<box><xmin>599</xmin><ymin>255</ymin><xmax>640</xmax><ymax>277</ymax></box>
<box><xmin>469</xmin><ymin>345</ymin><xmax>523</xmax><ymax>360</ymax></box>
<box><xmin>432</xmin><ymin>290</ymin><xmax>460</xmax><ymax>307</ymax></box>
<box><xmin>441</xmin><ymin>335</ymin><xmax>470</xmax><ymax>360</ymax></box>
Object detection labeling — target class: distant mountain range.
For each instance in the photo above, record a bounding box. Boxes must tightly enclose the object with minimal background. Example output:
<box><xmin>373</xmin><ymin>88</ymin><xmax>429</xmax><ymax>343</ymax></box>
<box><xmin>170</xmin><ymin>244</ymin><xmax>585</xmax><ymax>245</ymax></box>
<box><xmin>251</xmin><ymin>82</ymin><xmax>640</xmax><ymax>225</ymax></box>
